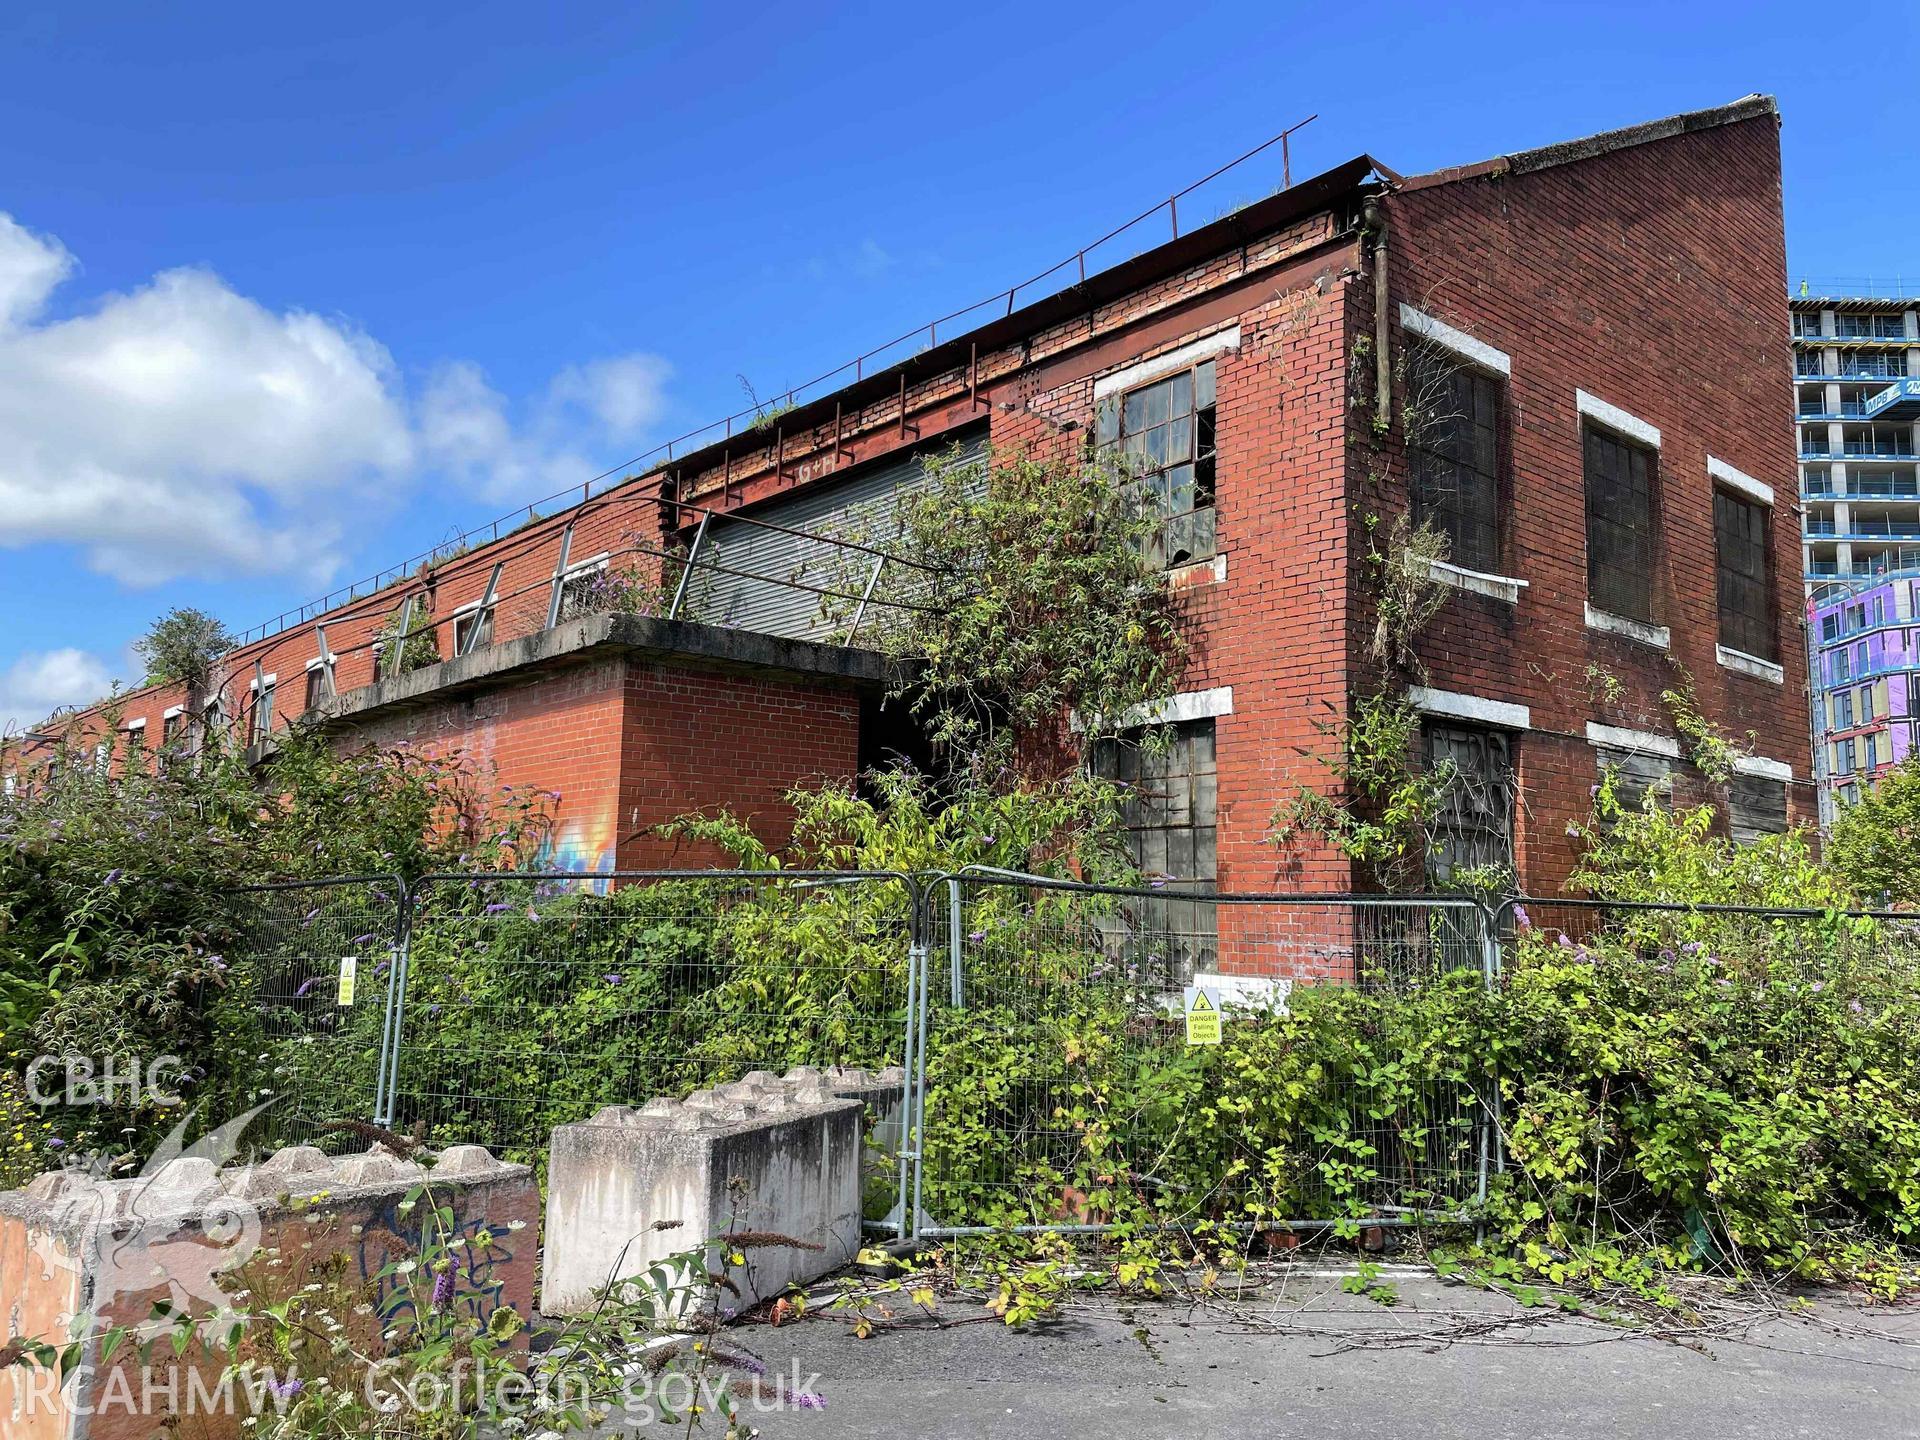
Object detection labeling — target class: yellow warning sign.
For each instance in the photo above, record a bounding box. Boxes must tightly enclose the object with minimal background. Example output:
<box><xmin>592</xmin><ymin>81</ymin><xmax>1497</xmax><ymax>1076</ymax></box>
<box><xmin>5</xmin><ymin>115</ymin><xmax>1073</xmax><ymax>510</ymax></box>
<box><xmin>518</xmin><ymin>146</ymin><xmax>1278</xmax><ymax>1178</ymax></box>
<box><xmin>1183</xmin><ymin>985</ymin><xmax>1222</xmax><ymax>1046</ymax></box>
<box><xmin>337</xmin><ymin>955</ymin><xmax>358</xmax><ymax>1007</ymax></box>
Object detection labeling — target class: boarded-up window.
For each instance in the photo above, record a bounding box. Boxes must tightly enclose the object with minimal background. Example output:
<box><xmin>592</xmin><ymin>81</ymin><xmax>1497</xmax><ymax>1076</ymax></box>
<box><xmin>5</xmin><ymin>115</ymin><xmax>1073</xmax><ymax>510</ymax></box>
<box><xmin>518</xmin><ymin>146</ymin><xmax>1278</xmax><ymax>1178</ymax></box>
<box><xmin>1425</xmin><ymin>724</ymin><xmax>1515</xmax><ymax>886</ymax></box>
<box><xmin>1584</xmin><ymin>427</ymin><xmax>1657</xmax><ymax>623</ymax></box>
<box><xmin>1089</xmin><ymin>719</ymin><xmax>1218</xmax><ymax>983</ymax></box>
<box><xmin>1408</xmin><ymin>345</ymin><xmax>1502</xmax><ymax>574</ymax></box>
<box><xmin>1728</xmin><ymin>775</ymin><xmax>1788</xmax><ymax>843</ymax></box>
<box><xmin>1593</xmin><ymin>745</ymin><xmax>1673</xmax><ymax>813</ymax></box>
<box><xmin>1096</xmin><ymin>362</ymin><xmax>1218</xmax><ymax>568</ymax></box>
<box><xmin>1714</xmin><ymin>490</ymin><xmax>1775</xmax><ymax>660</ymax></box>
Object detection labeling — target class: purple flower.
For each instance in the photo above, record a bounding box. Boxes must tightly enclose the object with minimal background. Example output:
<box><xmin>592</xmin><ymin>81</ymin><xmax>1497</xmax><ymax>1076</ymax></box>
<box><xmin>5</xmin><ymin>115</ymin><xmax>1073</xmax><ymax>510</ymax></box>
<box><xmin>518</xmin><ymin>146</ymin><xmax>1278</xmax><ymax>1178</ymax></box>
<box><xmin>968</xmin><ymin>930</ymin><xmax>987</xmax><ymax>943</ymax></box>
<box><xmin>1850</xmin><ymin>998</ymin><xmax>1865</xmax><ymax>1014</ymax></box>
<box><xmin>979</xmin><ymin>834</ymin><xmax>995</xmax><ymax>846</ymax></box>
<box><xmin>431</xmin><ymin>1265</ymin><xmax>456</xmax><ymax>1311</ymax></box>
<box><xmin>350</xmin><ymin>933</ymin><xmax>375</xmax><ymax>946</ymax></box>
<box><xmin>103</xmin><ymin>869</ymin><xmax>123</xmax><ymax>886</ymax></box>
<box><xmin>268</xmin><ymin>1376</ymin><xmax>303</xmax><ymax>1402</ymax></box>
<box><xmin>295</xmin><ymin>978</ymin><xmax>318</xmax><ymax>998</ymax></box>
<box><xmin>1512</xmin><ymin>905</ymin><xmax>1531</xmax><ymax>929</ymax></box>
<box><xmin>603</xmin><ymin>973</ymin><xmax>625</xmax><ymax>986</ymax></box>
<box><xmin>47</xmin><ymin>1138</ymin><xmax>64</xmax><ymax>1150</ymax></box>
<box><xmin>300</xmin><ymin>907</ymin><xmax>321</xmax><ymax>926</ymax></box>
<box><xmin>1556</xmin><ymin>933</ymin><xmax>1574</xmax><ymax>950</ymax></box>
<box><xmin>1811</xmin><ymin>981</ymin><xmax>1825</xmax><ymax>993</ymax></box>
<box><xmin>1149</xmin><ymin>876</ymin><xmax>1167</xmax><ymax>890</ymax></box>
<box><xmin>484</xmin><ymin>903</ymin><xmax>512</xmax><ymax>914</ymax></box>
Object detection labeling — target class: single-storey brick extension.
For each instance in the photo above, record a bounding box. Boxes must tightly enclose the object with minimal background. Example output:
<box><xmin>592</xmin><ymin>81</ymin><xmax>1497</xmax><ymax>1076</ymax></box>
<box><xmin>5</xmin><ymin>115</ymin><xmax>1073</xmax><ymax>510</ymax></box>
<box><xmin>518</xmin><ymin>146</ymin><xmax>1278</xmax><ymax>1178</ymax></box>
<box><xmin>6</xmin><ymin>96</ymin><xmax>1810</xmax><ymax>895</ymax></box>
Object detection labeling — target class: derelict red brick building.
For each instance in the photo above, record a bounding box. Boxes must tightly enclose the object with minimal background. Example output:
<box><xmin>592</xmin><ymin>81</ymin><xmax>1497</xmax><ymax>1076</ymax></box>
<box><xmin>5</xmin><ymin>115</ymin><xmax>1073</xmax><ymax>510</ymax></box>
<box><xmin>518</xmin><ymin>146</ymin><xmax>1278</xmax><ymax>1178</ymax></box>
<box><xmin>7</xmin><ymin>97</ymin><xmax>1809</xmax><ymax>895</ymax></box>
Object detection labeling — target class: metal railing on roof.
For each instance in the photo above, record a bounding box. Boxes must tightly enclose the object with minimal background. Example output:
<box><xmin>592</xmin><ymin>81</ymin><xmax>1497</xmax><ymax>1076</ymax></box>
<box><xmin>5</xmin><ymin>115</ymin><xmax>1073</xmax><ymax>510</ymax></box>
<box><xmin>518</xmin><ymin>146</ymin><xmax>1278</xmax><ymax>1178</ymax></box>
<box><xmin>227</xmin><ymin>116</ymin><xmax>1321</xmax><ymax>653</ymax></box>
<box><xmin>1794</xmin><ymin>278</ymin><xmax>1920</xmax><ymax>301</ymax></box>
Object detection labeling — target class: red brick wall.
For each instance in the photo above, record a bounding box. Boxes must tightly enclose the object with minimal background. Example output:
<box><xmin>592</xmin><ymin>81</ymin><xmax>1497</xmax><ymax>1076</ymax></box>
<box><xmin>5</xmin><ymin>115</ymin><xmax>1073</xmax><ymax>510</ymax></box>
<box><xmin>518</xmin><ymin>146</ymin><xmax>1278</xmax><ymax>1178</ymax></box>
<box><xmin>615</xmin><ymin>661</ymin><xmax>862</xmax><ymax>869</ymax></box>
<box><xmin>1376</xmin><ymin>113</ymin><xmax>1808</xmax><ymax>892</ymax></box>
<box><xmin>349</xmin><ymin>656</ymin><xmax>629</xmax><ymax>871</ymax></box>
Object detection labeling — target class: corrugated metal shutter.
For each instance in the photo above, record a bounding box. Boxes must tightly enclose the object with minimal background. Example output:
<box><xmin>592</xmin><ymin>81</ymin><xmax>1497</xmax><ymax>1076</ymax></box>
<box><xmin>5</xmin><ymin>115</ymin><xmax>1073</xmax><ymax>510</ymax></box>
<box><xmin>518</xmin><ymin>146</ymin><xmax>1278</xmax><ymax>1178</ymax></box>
<box><xmin>683</xmin><ymin>430</ymin><xmax>987</xmax><ymax>643</ymax></box>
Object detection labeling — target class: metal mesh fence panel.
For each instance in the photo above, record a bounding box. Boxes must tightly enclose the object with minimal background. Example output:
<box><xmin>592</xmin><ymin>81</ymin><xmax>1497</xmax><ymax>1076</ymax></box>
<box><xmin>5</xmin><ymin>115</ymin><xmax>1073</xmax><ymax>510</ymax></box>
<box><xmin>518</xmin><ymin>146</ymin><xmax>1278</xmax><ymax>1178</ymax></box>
<box><xmin>387</xmin><ymin>872</ymin><xmax>918</xmax><ymax>1163</ymax></box>
<box><xmin>912</xmin><ymin>874</ymin><xmax>1494</xmax><ymax>1236</ymax></box>
<box><xmin>222</xmin><ymin>878</ymin><xmax>406</xmax><ymax>1152</ymax></box>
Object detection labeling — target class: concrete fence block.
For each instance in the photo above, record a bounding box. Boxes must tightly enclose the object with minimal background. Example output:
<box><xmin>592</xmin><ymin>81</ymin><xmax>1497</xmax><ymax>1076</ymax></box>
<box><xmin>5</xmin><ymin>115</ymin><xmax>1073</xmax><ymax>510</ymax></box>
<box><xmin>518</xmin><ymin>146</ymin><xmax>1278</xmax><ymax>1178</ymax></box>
<box><xmin>0</xmin><ymin>1144</ymin><xmax>536</xmax><ymax>1440</ymax></box>
<box><xmin>542</xmin><ymin>1065</ymin><xmax>881</xmax><ymax>1319</ymax></box>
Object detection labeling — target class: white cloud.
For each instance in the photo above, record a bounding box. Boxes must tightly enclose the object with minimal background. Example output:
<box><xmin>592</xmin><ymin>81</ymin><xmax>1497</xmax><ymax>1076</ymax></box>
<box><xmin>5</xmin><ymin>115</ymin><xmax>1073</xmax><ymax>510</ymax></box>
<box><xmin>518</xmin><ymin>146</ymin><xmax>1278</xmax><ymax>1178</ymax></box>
<box><xmin>548</xmin><ymin>353</ymin><xmax>672</xmax><ymax>435</ymax></box>
<box><xmin>0</xmin><ymin>214</ymin><xmax>72</xmax><ymax>328</ymax></box>
<box><xmin>0</xmin><ymin>647</ymin><xmax>118</xmax><ymax>737</ymax></box>
<box><xmin>419</xmin><ymin>351</ymin><xmax>672</xmax><ymax>503</ymax></box>
<box><xmin>0</xmin><ymin>211</ymin><xmax>674</xmax><ymax>584</ymax></box>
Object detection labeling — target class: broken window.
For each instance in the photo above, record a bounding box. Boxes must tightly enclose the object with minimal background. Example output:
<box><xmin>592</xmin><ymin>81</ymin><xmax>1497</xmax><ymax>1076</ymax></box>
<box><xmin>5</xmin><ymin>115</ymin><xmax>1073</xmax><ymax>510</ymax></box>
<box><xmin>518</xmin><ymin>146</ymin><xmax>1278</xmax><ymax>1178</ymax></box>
<box><xmin>1095</xmin><ymin>360</ymin><xmax>1218</xmax><ymax>569</ymax></box>
<box><xmin>1584</xmin><ymin>426</ymin><xmax>1657</xmax><ymax>623</ymax></box>
<box><xmin>1089</xmin><ymin>719</ymin><xmax>1218</xmax><ymax>983</ymax></box>
<box><xmin>1714</xmin><ymin>489</ymin><xmax>1775</xmax><ymax>660</ymax></box>
<box><xmin>250</xmin><ymin>680</ymin><xmax>275</xmax><ymax>746</ymax></box>
<box><xmin>453</xmin><ymin>604</ymin><xmax>494</xmax><ymax>656</ymax></box>
<box><xmin>1407</xmin><ymin>344</ymin><xmax>1503</xmax><ymax>573</ymax></box>
<box><xmin>1424</xmin><ymin>723</ymin><xmax>1515</xmax><ymax>887</ymax></box>
<box><xmin>305</xmin><ymin>662</ymin><xmax>333</xmax><ymax>711</ymax></box>
<box><xmin>555</xmin><ymin>559</ymin><xmax>613</xmax><ymax>622</ymax></box>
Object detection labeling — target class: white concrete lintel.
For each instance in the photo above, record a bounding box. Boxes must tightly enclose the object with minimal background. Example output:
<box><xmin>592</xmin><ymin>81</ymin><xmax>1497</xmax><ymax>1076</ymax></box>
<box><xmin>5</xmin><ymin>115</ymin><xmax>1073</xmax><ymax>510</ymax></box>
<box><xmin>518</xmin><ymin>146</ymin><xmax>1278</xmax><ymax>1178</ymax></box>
<box><xmin>1717</xmin><ymin>644</ymin><xmax>1785</xmax><ymax>685</ymax></box>
<box><xmin>1119</xmin><ymin>686</ymin><xmax>1235</xmax><ymax>728</ymax></box>
<box><xmin>162</xmin><ymin>705</ymin><xmax>185</xmax><ymax>719</ymax></box>
<box><xmin>1577</xmin><ymin>389</ymin><xmax>1661</xmax><ymax>449</ymax></box>
<box><xmin>1734</xmin><ymin>755</ymin><xmax>1794</xmax><ymax>782</ymax></box>
<box><xmin>1585</xmin><ymin>604</ymin><xmax>1671</xmax><ymax>650</ymax></box>
<box><xmin>1709</xmin><ymin>456</ymin><xmax>1774</xmax><ymax>507</ymax></box>
<box><xmin>1094</xmin><ymin>326</ymin><xmax>1241</xmax><ymax>399</ymax></box>
<box><xmin>1399</xmin><ymin>305</ymin><xmax>1511</xmax><ymax>377</ymax></box>
<box><xmin>1584</xmin><ymin>722</ymin><xmax>1682</xmax><ymax>759</ymax></box>
<box><xmin>1408</xmin><ymin>686</ymin><xmax>1531</xmax><ymax>731</ymax></box>
<box><xmin>122</xmin><ymin>717</ymin><xmax>147</xmax><ymax>731</ymax></box>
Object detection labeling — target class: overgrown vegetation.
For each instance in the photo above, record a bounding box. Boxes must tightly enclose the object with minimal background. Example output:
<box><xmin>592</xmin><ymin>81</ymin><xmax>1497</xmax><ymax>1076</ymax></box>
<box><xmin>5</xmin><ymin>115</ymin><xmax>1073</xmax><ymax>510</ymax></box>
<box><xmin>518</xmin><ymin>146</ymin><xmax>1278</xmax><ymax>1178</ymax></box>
<box><xmin>134</xmin><ymin>606</ymin><xmax>236</xmax><ymax>690</ymax></box>
<box><xmin>857</xmin><ymin>443</ymin><xmax>1188</xmax><ymax>781</ymax></box>
<box><xmin>0</xmin><ymin>729</ymin><xmax>551</xmax><ymax>1165</ymax></box>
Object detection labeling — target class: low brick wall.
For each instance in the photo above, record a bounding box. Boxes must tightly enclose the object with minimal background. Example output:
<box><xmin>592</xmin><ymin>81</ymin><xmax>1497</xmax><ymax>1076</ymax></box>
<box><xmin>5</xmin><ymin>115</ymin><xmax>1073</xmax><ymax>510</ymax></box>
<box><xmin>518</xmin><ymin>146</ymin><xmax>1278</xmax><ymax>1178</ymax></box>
<box><xmin>0</xmin><ymin>1143</ymin><xmax>535</xmax><ymax>1440</ymax></box>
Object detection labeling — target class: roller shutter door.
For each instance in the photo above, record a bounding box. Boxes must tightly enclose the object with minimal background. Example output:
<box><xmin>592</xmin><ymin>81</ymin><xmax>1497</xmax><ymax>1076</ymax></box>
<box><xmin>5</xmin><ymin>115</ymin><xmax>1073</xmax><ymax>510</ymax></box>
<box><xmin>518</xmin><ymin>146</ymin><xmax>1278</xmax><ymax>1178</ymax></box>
<box><xmin>684</xmin><ymin>430</ymin><xmax>987</xmax><ymax>642</ymax></box>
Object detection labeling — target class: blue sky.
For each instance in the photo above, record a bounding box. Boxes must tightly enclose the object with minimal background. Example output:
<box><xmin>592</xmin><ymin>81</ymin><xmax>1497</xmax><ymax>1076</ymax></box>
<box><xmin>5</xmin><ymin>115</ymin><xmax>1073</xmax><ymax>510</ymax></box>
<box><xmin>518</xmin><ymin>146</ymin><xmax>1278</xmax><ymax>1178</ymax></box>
<box><xmin>1</xmin><ymin>0</ymin><xmax>1913</xmax><ymax>729</ymax></box>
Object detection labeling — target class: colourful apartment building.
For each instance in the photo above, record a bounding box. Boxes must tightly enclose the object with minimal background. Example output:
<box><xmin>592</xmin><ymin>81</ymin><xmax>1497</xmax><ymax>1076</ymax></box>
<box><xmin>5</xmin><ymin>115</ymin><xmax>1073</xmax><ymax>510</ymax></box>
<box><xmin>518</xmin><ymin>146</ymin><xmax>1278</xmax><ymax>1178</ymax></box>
<box><xmin>4</xmin><ymin>97</ymin><xmax>1812</xmax><ymax>896</ymax></box>
<box><xmin>1807</xmin><ymin>571</ymin><xmax>1920</xmax><ymax>822</ymax></box>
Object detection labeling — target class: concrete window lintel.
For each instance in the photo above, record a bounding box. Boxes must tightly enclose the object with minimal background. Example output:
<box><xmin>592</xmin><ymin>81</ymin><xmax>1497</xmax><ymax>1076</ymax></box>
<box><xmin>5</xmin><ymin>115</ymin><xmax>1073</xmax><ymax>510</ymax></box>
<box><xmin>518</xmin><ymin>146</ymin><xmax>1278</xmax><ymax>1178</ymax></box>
<box><xmin>1399</xmin><ymin>305</ymin><xmax>1512</xmax><ymax>377</ymax></box>
<box><xmin>1408</xmin><ymin>686</ymin><xmax>1532</xmax><ymax>731</ymax></box>
<box><xmin>1577</xmin><ymin>389</ymin><xmax>1662</xmax><ymax>449</ymax></box>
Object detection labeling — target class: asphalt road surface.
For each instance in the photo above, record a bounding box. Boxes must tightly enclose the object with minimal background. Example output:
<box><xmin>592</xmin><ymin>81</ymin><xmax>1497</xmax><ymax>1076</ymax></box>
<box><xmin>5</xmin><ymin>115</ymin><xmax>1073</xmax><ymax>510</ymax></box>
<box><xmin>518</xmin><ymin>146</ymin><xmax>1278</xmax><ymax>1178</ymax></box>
<box><xmin>720</xmin><ymin>1265</ymin><xmax>1920</xmax><ymax>1439</ymax></box>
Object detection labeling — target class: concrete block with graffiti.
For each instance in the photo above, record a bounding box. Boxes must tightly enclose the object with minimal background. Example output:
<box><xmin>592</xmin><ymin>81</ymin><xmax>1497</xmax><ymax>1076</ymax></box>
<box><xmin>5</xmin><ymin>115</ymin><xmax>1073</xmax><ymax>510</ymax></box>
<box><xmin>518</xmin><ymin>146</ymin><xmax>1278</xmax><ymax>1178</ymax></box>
<box><xmin>0</xmin><ymin>1139</ymin><xmax>535</xmax><ymax>1440</ymax></box>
